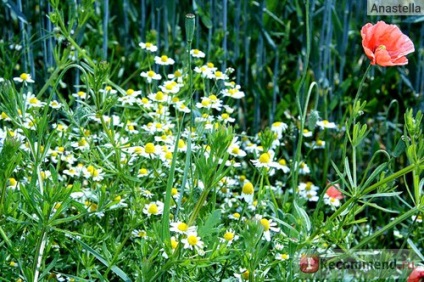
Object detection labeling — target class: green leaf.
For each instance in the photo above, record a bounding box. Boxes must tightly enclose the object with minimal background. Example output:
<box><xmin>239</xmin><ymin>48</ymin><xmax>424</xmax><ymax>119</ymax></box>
<box><xmin>407</xmin><ymin>238</ymin><xmax>424</xmax><ymax>261</ymax></box>
<box><xmin>198</xmin><ymin>209</ymin><xmax>221</xmax><ymax>238</ymax></box>
<box><xmin>293</xmin><ymin>200</ymin><xmax>311</xmax><ymax>232</ymax></box>
<box><xmin>392</xmin><ymin>138</ymin><xmax>406</xmax><ymax>157</ymax></box>
<box><xmin>76</xmin><ymin>239</ymin><xmax>132</xmax><ymax>282</ymax></box>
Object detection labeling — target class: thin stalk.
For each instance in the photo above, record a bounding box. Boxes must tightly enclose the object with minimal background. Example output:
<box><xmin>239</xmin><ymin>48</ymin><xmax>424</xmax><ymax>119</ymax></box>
<box><xmin>33</xmin><ymin>228</ymin><xmax>47</xmax><ymax>282</ymax></box>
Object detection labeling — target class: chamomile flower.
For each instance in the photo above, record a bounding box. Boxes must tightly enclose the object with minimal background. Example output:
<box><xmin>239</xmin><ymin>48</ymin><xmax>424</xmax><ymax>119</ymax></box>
<box><xmin>148</xmin><ymin>91</ymin><xmax>169</xmax><ymax>103</ymax></box>
<box><xmin>131</xmin><ymin>229</ymin><xmax>148</xmax><ymax>239</ymax></box>
<box><xmin>234</xmin><ymin>268</ymin><xmax>251</xmax><ymax>281</ymax></box>
<box><xmin>213</xmin><ymin>70</ymin><xmax>228</xmax><ymax>80</ymax></box>
<box><xmin>196</xmin><ymin>94</ymin><xmax>223</xmax><ymax>110</ymax></box>
<box><xmin>143</xmin><ymin>201</ymin><xmax>164</xmax><ymax>217</ymax></box>
<box><xmin>13</xmin><ymin>73</ymin><xmax>35</xmax><ymax>84</ymax></box>
<box><xmin>271</xmin><ymin>122</ymin><xmax>288</xmax><ymax>139</ymax></box>
<box><xmin>139</xmin><ymin>42</ymin><xmax>158</xmax><ymax>52</ymax></box>
<box><xmin>137</xmin><ymin>168</ymin><xmax>149</xmax><ymax>177</ymax></box>
<box><xmin>251</xmin><ymin>151</ymin><xmax>277</xmax><ymax>168</ymax></box>
<box><xmin>49</xmin><ymin>100</ymin><xmax>62</xmax><ymax>109</ymax></box>
<box><xmin>275</xmin><ymin>253</ymin><xmax>290</xmax><ymax>261</ymax></box>
<box><xmin>240</xmin><ymin>181</ymin><xmax>254</xmax><ymax>204</ymax></box>
<box><xmin>221</xmin><ymin>86</ymin><xmax>245</xmax><ymax>99</ymax></box>
<box><xmin>220</xmin><ymin>229</ymin><xmax>239</xmax><ymax>245</ymax></box>
<box><xmin>168</xmin><ymin>69</ymin><xmax>184</xmax><ymax>82</ymax></box>
<box><xmin>190</xmin><ymin>49</ymin><xmax>205</xmax><ymax>58</ymax></box>
<box><xmin>273</xmin><ymin>159</ymin><xmax>290</xmax><ymax>173</ymax></box>
<box><xmin>256</xmin><ymin>215</ymin><xmax>280</xmax><ymax>241</ymax></box>
<box><xmin>154</xmin><ymin>55</ymin><xmax>175</xmax><ymax>65</ymax></box>
<box><xmin>140</xmin><ymin>70</ymin><xmax>162</xmax><ymax>83</ymax></box>
<box><xmin>100</xmin><ymin>86</ymin><xmax>117</xmax><ymax>95</ymax></box>
<box><xmin>7</xmin><ymin>178</ymin><xmax>18</xmax><ymax>190</ymax></box>
<box><xmin>170</xmin><ymin>221</ymin><xmax>196</xmax><ymax>234</ymax></box>
<box><xmin>72</xmin><ymin>91</ymin><xmax>88</xmax><ymax>100</ymax></box>
<box><xmin>25</xmin><ymin>93</ymin><xmax>46</xmax><ymax>108</ymax></box>
<box><xmin>159</xmin><ymin>80</ymin><xmax>182</xmax><ymax>94</ymax></box>
<box><xmin>83</xmin><ymin>165</ymin><xmax>105</xmax><ymax>181</ymax></box>
<box><xmin>181</xmin><ymin>231</ymin><xmax>205</xmax><ymax>254</ymax></box>
<box><xmin>303</xmin><ymin>128</ymin><xmax>313</xmax><ymax>137</ymax></box>
<box><xmin>317</xmin><ymin>119</ymin><xmax>337</xmax><ymax>129</ymax></box>
<box><xmin>298</xmin><ymin>162</ymin><xmax>310</xmax><ymax>175</ymax></box>
<box><xmin>194</xmin><ymin>62</ymin><xmax>217</xmax><ymax>78</ymax></box>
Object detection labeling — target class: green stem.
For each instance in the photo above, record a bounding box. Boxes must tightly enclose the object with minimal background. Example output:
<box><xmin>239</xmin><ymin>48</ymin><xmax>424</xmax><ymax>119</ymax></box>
<box><xmin>352</xmin><ymin>207</ymin><xmax>419</xmax><ymax>250</ymax></box>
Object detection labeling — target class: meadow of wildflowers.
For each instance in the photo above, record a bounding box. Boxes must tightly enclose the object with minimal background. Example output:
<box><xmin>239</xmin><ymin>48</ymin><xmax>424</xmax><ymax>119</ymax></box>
<box><xmin>0</xmin><ymin>1</ymin><xmax>423</xmax><ymax>281</ymax></box>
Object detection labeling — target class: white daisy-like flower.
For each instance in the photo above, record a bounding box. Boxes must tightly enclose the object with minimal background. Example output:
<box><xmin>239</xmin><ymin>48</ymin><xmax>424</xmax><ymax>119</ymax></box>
<box><xmin>140</xmin><ymin>70</ymin><xmax>162</xmax><ymax>83</ymax></box>
<box><xmin>220</xmin><ymin>229</ymin><xmax>239</xmax><ymax>245</ymax></box>
<box><xmin>13</xmin><ymin>73</ymin><xmax>34</xmax><ymax>84</ymax></box>
<box><xmin>212</xmin><ymin>70</ymin><xmax>228</xmax><ymax>80</ymax></box>
<box><xmin>25</xmin><ymin>92</ymin><xmax>46</xmax><ymax>108</ymax></box>
<box><xmin>159</xmin><ymin>80</ymin><xmax>182</xmax><ymax>94</ymax></box>
<box><xmin>181</xmin><ymin>231</ymin><xmax>205</xmax><ymax>255</ymax></box>
<box><xmin>298</xmin><ymin>162</ymin><xmax>310</xmax><ymax>175</ymax></box>
<box><xmin>194</xmin><ymin>62</ymin><xmax>217</xmax><ymax>78</ymax></box>
<box><xmin>302</xmin><ymin>128</ymin><xmax>313</xmax><ymax>137</ymax></box>
<box><xmin>72</xmin><ymin>91</ymin><xmax>88</xmax><ymax>100</ymax></box>
<box><xmin>227</xmin><ymin>138</ymin><xmax>247</xmax><ymax>158</ymax></box>
<box><xmin>240</xmin><ymin>181</ymin><xmax>254</xmax><ymax>204</ymax></box>
<box><xmin>273</xmin><ymin>159</ymin><xmax>290</xmax><ymax>173</ymax></box>
<box><xmin>131</xmin><ymin>229</ymin><xmax>148</xmax><ymax>239</ymax></box>
<box><xmin>190</xmin><ymin>49</ymin><xmax>205</xmax><ymax>58</ymax></box>
<box><xmin>317</xmin><ymin>119</ymin><xmax>337</xmax><ymax>129</ymax></box>
<box><xmin>148</xmin><ymin>91</ymin><xmax>169</xmax><ymax>103</ymax></box>
<box><xmin>221</xmin><ymin>87</ymin><xmax>245</xmax><ymax>99</ymax></box>
<box><xmin>143</xmin><ymin>201</ymin><xmax>164</xmax><ymax>217</ymax></box>
<box><xmin>49</xmin><ymin>100</ymin><xmax>62</xmax><ymax>109</ymax></box>
<box><xmin>275</xmin><ymin>253</ymin><xmax>290</xmax><ymax>261</ymax></box>
<box><xmin>100</xmin><ymin>85</ymin><xmax>117</xmax><ymax>95</ymax></box>
<box><xmin>271</xmin><ymin>121</ymin><xmax>288</xmax><ymax>139</ymax></box>
<box><xmin>170</xmin><ymin>221</ymin><xmax>196</xmax><ymax>234</ymax></box>
<box><xmin>154</xmin><ymin>55</ymin><xmax>175</xmax><ymax>65</ymax></box>
<box><xmin>195</xmin><ymin>95</ymin><xmax>222</xmax><ymax>111</ymax></box>
<box><xmin>255</xmin><ymin>215</ymin><xmax>280</xmax><ymax>241</ymax></box>
<box><xmin>251</xmin><ymin>151</ymin><xmax>278</xmax><ymax>169</ymax></box>
<box><xmin>168</xmin><ymin>69</ymin><xmax>184</xmax><ymax>83</ymax></box>
<box><xmin>83</xmin><ymin>165</ymin><xmax>105</xmax><ymax>181</ymax></box>
<box><xmin>139</xmin><ymin>42</ymin><xmax>158</xmax><ymax>52</ymax></box>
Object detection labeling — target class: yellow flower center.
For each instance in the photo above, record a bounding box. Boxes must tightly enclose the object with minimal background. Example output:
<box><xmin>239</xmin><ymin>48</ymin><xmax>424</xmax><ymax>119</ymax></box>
<box><xmin>232</xmin><ymin>147</ymin><xmax>240</xmax><ymax>154</ymax></box>
<box><xmin>187</xmin><ymin>234</ymin><xmax>198</xmax><ymax>246</ymax></box>
<box><xmin>207</xmin><ymin>62</ymin><xmax>214</xmax><ymax>68</ymax></box>
<box><xmin>20</xmin><ymin>73</ymin><xmax>29</xmax><ymax>80</ymax></box>
<box><xmin>259</xmin><ymin>152</ymin><xmax>271</xmax><ymax>164</ymax></box>
<box><xmin>177</xmin><ymin>222</ymin><xmax>188</xmax><ymax>232</ymax></box>
<box><xmin>232</xmin><ymin>212</ymin><xmax>240</xmax><ymax>219</ymax></box>
<box><xmin>105</xmin><ymin>86</ymin><xmax>112</xmax><ymax>91</ymax></box>
<box><xmin>242</xmin><ymin>182</ymin><xmax>254</xmax><ymax>195</ymax></box>
<box><xmin>223</xmin><ymin>231</ymin><xmax>235</xmax><ymax>241</ymax></box>
<box><xmin>165</xmin><ymin>152</ymin><xmax>173</xmax><ymax>160</ymax></box>
<box><xmin>241</xmin><ymin>270</ymin><xmax>249</xmax><ymax>280</ymax></box>
<box><xmin>126</xmin><ymin>89</ymin><xmax>134</xmax><ymax>95</ymax></box>
<box><xmin>145</xmin><ymin>143</ymin><xmax>155</xmax><ymax>154</ymax></box>
<box><xmin>148</xmin><ymin>203</ymin><xmax>158</xmax><ymax>214</ymax></box>
<box><xmin>171</xmin><ymin>238</ymin><xmax>178</xmax><ymax>249</ymax></box>
<box><xmin>260</xmin><ymin>218</ymin><xmax>270</xmax><ymax>231</ymax></box>
<box><xmin>278</xmin><ymin>159</ymin><xmax>286</xmax><ymax>166</ymax></box>
<box><xmin>155</xmin><ymin>91</ymin><xmax>164</xmax><ymax>100</ymax></box>
<box><xmin>215</xmin><ymin>71</ymin><xmax>223</xmax><ymax>77</ymax></box>
<box><xmin>201</xmin><ymin>99</ymin><xmax>211</xmax><ymax>106</ymax></box>
<box><xmin>147</xmin><ymin>70</ymin><xmax>155</xmax><ymax>78</ymax></box>
<box><xmin>174</xmin><ymin>70</ymin><xmax>182</xmax><ymax>77</ymax></box>
<box><xmin>171</xmin><ymin>188</ymin><xmax>178</xmax><ymax>196</ymax></box>
<box><xmin>305</xmin><ymin>182</ymin><xmax>312</xmax><ymax>191</ymax></box>
<box><xmin>8</xmin><ymin>178</ymin><xmax>17</xmax><ymax>186</ymax></box>
<box><xmin>29</xmin><ymin>97</ymin><xmax>39</xmax><ymax>104</ymax></box>
<box><xmin>161</xmin><ymin>55</ymin><xmax>168</xmax><ymax>62</ymax></box>
<box><xmin>178</xmin><ymin>139</ymin><xmax>185</xmax><ymax>149</ymax></box>
<box><xmin>139</xmin><ymin>168</ymin><xmax>148</xmax><ymax>175</ymax></box>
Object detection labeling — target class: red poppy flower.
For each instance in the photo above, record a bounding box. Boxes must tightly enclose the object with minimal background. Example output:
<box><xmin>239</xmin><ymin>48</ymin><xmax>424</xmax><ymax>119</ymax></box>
<box><xmin>326</xmin><ymin>185</ymin><xmax>343</xmax><ymax>200</ymax></box>
<box><xmin>361</xmin><ymin>21</ymin><xmax>414</xmax><ymax>67</ymax></box>
<box><xmin>407</xmin><ymin>266</ymin><xmax>424</xmax><ymax>282</ymax></box>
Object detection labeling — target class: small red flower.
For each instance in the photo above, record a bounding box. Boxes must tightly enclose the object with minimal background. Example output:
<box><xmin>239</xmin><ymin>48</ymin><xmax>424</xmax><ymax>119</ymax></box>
<box><xmin>408</xmin><ymin>266</ymin><xmax>424</xmax><ymax>282</ymax></box>
<box><xmin>361</xmin><ymin>21</ymin><xmax>415</xmax><ymax>67</ymax></box>
<box><xmin>326</xmin><ymin>185</ymin><xmax>343</xmax><ymax>200</ymax></box>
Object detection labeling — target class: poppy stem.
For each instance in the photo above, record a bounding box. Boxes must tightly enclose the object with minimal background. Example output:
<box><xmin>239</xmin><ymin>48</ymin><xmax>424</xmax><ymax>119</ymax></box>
<box><xmin>352</xmin><ymin>64</ymin><xmax>372</xmax><ymax>110</ymax></box>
